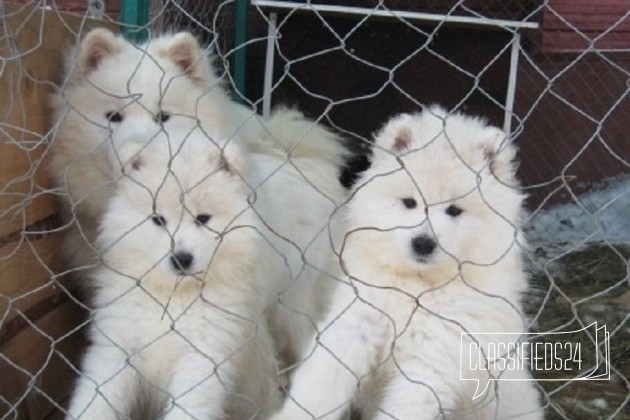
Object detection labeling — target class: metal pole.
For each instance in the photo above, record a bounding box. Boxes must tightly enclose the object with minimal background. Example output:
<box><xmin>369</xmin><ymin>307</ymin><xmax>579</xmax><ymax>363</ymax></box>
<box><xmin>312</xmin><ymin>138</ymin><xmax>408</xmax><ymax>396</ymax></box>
<box><xmin>262</xmin><ymin>12</ymin><xmax>277</xmax><ymax>120</ymax></box>
<box><xmin>233</xmin><ymin>0</ymin><xmax>249</xmax><ymax>101</ymax></box>
<box><xmin>251</xmin><ymin>1</ymin><xmax>539</xmax><ymax>30</ymax></box>
<box><xmin>503</xmin><ymin>32</ymin><xmax>522</xmax><ymax>135</ymax></box>
<box><xmin>120</xmin><ymin>0</ymin><xmax>149</xmax><ymax>43</ymax></box>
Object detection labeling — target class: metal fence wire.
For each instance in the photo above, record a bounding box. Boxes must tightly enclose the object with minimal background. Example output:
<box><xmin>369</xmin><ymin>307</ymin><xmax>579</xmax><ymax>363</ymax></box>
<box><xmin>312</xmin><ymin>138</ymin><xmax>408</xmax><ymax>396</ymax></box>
<box><xmin>0</xmin><ymin>0</ymin><xmax>628</xmax><ymax>419</ymax></box>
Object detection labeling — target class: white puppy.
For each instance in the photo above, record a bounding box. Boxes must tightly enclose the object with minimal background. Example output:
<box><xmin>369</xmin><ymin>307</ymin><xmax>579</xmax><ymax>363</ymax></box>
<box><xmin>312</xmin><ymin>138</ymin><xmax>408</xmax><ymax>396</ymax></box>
<box><xmin>270</xmin><ymin>106</ymin><xmax>543</xmax><ymax>419</ymax></box>
<box><xmin>65</xmin><ymin>136</ymin><xmax>280</xmax><ymax>420</ymax></box>
<box><xmin>47</xmin><ymin>28</ymin><xmax>343</xmax><ymax>270</ymax></box>
<box><xmin>48</xmin><ymin>29</ymin><xmax>226</xmax><ymax>268</ymax></box>
<box><xmin>48</xmin><ymin>28</ymin><xmax>348</xmax><ymax>364</ymax></box>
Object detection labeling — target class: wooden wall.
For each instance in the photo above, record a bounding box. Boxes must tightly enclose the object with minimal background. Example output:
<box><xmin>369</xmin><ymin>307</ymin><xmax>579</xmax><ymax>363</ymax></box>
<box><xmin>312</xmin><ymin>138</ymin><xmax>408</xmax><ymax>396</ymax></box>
<box><xmin>0</xmin><ymin>5</ymin><xmax>109</xmax><ymax>419</ymax></box>
<box><xmin>541</xmin><ymin>0</ymin><xmax>630</xmax><ymax>52</ymax></box>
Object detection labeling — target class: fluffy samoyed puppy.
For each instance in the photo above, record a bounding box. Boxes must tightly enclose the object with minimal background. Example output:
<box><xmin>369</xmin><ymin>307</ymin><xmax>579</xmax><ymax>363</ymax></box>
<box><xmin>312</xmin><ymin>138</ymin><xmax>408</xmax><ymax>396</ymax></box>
<box><xmin>47</xmin><ymin>28</ymin><xmax>348</xmax><ymax>363</ymax></box>
<box><xmin>66</xmin><ymin>136</ymin><xmax>281</xmax><ymax>419</ymax></box>
<box><xmin>270</xmin><ymin>106</ymin><xmax>543</xmax><ymax>419</ymax></box>
<box><xmin>48</xmin><ymin>29</ymin><xmax>224</xmax><ymax>268</ymax></box>
<box><xmin>47</xmin><ymin>28</ymin><xmax>345</xmax><ymax>272</ymax></box>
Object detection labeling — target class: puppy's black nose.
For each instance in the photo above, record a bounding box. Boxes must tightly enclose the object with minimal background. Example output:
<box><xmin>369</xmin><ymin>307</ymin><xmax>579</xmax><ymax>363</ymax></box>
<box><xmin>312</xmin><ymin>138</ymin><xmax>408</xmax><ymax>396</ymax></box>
<box><xmin>170</xmin><ymin>252</ymin><xmax>193</xmax><ymax>272</ymax></box>
<box><xmin>411</xmin><ymin>235</ymin><xmax>436</xmax><ymax>256</ymax></box>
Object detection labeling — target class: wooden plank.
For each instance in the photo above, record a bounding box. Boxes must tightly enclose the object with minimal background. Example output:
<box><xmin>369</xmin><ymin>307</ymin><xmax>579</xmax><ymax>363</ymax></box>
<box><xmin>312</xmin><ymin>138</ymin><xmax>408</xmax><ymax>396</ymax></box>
<box><xmin>0</xmin><ymin>300</ymin><xmax>86</xmax><ymax>419</ymax></box>
<box><xmin>550</xmin><ymin>0</ymin><xmax>630</xmax><ymax>8</ymax></box>
<box><xmin>0</xmin><ymin>4</ymin><xmax>115</xmax><ymax>239</ymax></box>
<box><xmin>0</xmin><ymin>46</ymin><xmax>57</xmax><ymax>238</ymax></box>
<box><xmin>543</xmin><ymin>13</ymin><xmax>630</xmax><ymax>32</ymax></box>
<box><xmin>543</xmin><ymin>0</ymin><xmax>630</xmax><ymax>36</ymax></box>
<box><xmin>0</xmin><ymin>233</ymin><xmax>66</xmax><ymax>327</ymax></box>
<box><xmin>549</xmin><ymin>4</ymin><xmax>630</xmax><ymax>14</ymax></box>
<box><xmin>0</xmin><ymin>141</ymin><xmax>58</xmax><ymax>239</ymax></box>
<box><xmin>0</xmin><ymin>6</ymin><xmax>110</xmax><ymax>417</ymax></box>
<box><xmin>8</xmin><ymin>0</ymin><xmax>121</xmax><ymax>14</ymax></box>
<box><xmin>0</xmin><ymin>197</ymin><xmax>58</xmax><ymax>240</ymax></box>
<box><xmin>542</xmin><ymin>31</ymin><xmax>630</xmax><ymax>52</ymax></box>
<box><xmin>542</xmin><ymin>0</ymin><xmax>630</xmax><ymax>53</ymax></box>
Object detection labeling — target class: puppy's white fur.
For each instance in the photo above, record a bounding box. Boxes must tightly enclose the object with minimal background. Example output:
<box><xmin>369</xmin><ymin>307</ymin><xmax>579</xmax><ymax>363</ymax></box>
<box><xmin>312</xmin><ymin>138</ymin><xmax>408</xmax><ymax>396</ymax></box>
<box><xmin>48</xmin><ymin>28</ymin><xmax>348</xmax><ymax>363</ymax></box>
<box><xmin>245</xmin><ymin>109</ymin><xmax>348</xmax><ymax>362</ymax></box>
<box><xmin>48</xmin><ymin>30</ymin><xmax>224</xmax><ymax>267</ymax></box>
<box><xmin>47</xmin><ymin>28</ymin><xmax>345</xmax><ymax>268</ymax></box>
<box><xmin>270</xmin><ymin>106</ymin><xmax>543</xmax><ymax>419</ymax></box>
<box><xmin>65</xmin><ymin>137</ymin><xmax>280</xmax><ymax>419</ymax></box>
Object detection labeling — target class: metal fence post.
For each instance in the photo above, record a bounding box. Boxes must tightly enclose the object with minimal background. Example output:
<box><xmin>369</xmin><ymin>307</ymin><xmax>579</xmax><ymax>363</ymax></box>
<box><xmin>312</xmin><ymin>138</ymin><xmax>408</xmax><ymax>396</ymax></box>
<box><xmin>233</xmin><ymin>0</ymin><xmax>249</xmax><ymax>102</ymax></box>
<box><xmin>120</xmin><ymin>0</ymin><xmax>149</xmax><ymax>43</ymax></box>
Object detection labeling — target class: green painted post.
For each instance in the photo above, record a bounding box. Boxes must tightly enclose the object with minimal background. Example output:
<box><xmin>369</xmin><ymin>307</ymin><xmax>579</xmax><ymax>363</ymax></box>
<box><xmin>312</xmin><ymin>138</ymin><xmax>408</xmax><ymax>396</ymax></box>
<box><xmin>120</xmin><ymin>0</ymin><xmax>150</xmax><ymax>43</ymax></box>
<box><xmin>233</xmin><ymin>0</ymin><xmax>249</xmax><ymax>102</ymax></box>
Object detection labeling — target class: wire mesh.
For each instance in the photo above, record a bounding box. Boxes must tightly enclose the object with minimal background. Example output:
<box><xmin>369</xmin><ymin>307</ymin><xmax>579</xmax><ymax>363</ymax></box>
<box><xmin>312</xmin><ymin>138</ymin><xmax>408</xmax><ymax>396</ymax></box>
<box><xmin>0</xmin><ymin>0</ymin><xmax>628</xmax><ymax>419</ymax></box>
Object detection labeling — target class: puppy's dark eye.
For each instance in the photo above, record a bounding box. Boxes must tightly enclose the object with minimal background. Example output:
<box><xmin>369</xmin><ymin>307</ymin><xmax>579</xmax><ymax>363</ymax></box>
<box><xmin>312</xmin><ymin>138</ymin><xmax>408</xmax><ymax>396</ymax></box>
<box><xmin>195</xmin><ymin>213</ymin><xmax>211</xmax><ymax>226</ymax></box>
<box><xmin>152</xmin><ymin>215</ymin><xmax>167</xmax><ymax>226</ymax></box>
<box><xmin>155</xmin><ymin>110</ymin><xmax>170</xmax><ymax>123</ymax></box>
<box><xmin>401</xmin><ymin>198</ymin><xmax>417</xmax><ymax>209</ymax></box>
<box><xmin>106</xmin><ymin>111</ymin><xmax>123</xmax><ymax>123</ymax></box>
<box><xmin>445</xmin><ymin>204</ymin><xmax>463</xmax><ymax>217</ymax></box>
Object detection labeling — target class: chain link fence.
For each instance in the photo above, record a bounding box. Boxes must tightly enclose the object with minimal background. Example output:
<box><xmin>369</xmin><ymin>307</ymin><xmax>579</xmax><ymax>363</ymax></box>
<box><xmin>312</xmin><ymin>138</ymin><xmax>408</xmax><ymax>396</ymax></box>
<box><xmin>1</xmin><ymin>0</ymin><xmax>628</xmax><ymax>419</ymax></box>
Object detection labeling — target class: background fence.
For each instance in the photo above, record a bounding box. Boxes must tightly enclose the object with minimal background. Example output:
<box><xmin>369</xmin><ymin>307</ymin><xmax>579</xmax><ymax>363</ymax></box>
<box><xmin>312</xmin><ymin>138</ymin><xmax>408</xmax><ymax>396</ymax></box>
<box><xmin>0</xmin><ymin>0</ymin><xmax>628</xmax><ymax>419</ymax></box>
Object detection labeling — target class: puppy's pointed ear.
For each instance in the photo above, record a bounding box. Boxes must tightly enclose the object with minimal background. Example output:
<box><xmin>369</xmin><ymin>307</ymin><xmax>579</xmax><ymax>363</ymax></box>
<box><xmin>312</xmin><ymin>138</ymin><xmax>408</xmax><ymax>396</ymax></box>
<box><xmin>109</xmin><ymin>140</ymin><xmax>149</xmax><ymax>175</ymax></box>
<box><xmin>477</xmin><ymin>127</ymin><xmax>518</xmax><ymax>181</ymax></box>
<box><xmin>77</xmin><ymin>28</ymin><xmax>122</xmax><ymax>74</ymax></box>
<box><xmin>212</xmin><ymin>143</ymin><xmax>247</xmax><ymax>176</ymax></box>
<box><xmin>158</xmin><ymin>32</ymin><xmax>211</xmax><ymax>85</ymax></box>
<box><xmin>374</xmin><ymin>114</ymin><xmax>415</xmax><ymax>154</ymax></box>
<box><xmin>390</xmin><ymin>126</ymin><xmax>413</xmax><ymax>153</ymax></box>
